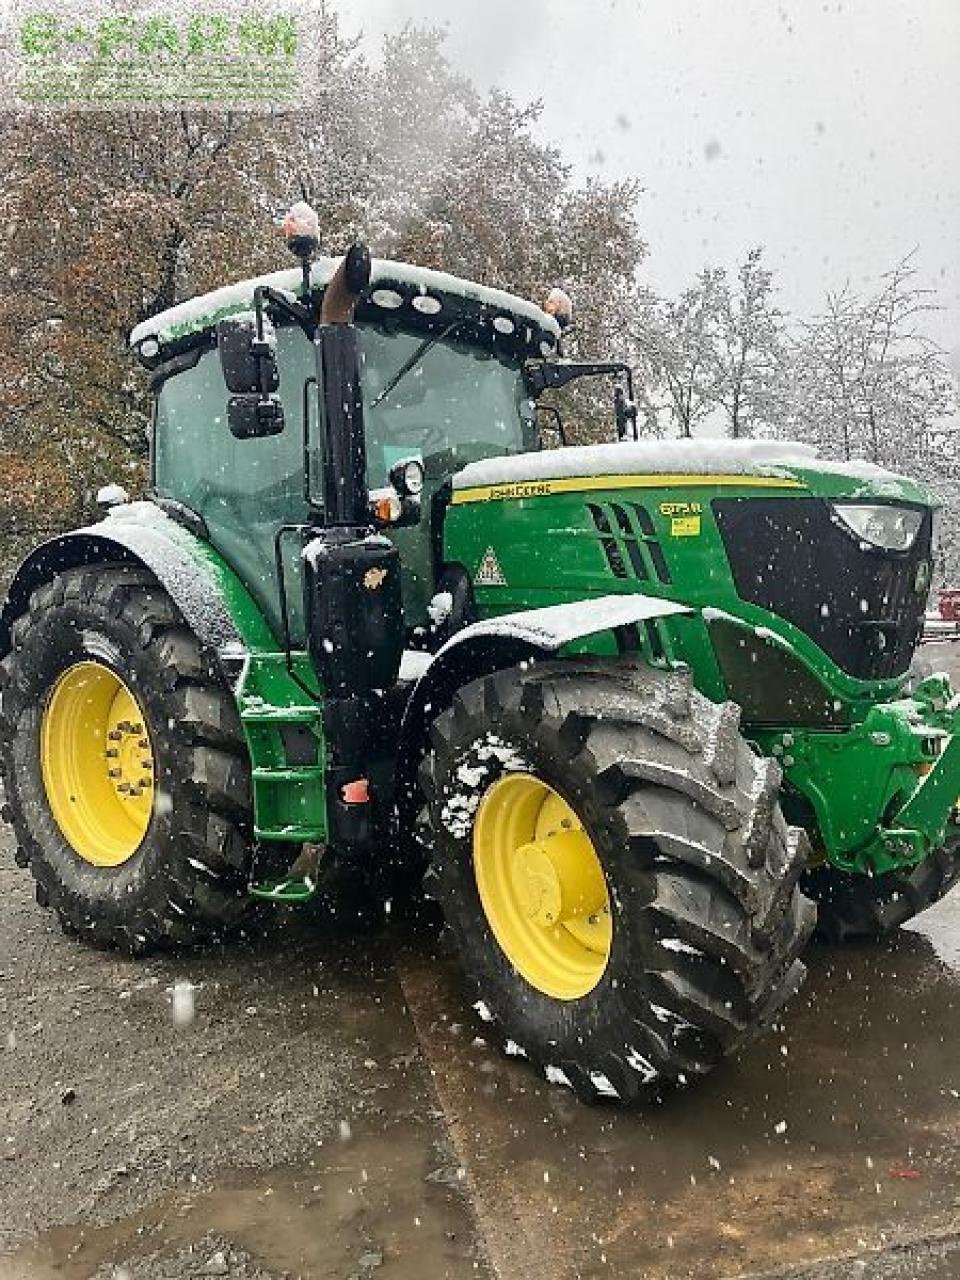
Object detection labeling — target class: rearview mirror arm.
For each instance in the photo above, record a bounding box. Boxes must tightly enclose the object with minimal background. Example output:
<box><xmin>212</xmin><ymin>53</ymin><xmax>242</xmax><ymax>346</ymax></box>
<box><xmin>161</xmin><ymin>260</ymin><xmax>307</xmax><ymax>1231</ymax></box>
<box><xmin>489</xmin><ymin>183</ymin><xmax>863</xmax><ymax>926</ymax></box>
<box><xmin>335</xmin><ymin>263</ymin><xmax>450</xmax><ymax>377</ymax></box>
<box><xmin>253</xmin><ymin>285</ymin><xmax>316</xmax><ymax>341</ymax></box>
<box><xmin>525</xmin><ymin>358</ymin><xmax>635</xmax><ymax>395</ymax></box>
<box><xmin>526</xmin><ymin>359</ymin><xmax>639</xmax><ymax>442</ymax></box>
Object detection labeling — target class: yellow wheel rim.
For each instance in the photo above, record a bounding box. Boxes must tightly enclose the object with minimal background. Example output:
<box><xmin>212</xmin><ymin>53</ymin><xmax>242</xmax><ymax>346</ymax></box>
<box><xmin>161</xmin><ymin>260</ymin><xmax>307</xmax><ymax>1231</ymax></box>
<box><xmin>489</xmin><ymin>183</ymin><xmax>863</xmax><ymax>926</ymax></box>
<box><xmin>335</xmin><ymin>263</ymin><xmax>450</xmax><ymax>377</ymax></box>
<box><xmin>40</xmin><ymin>661</ymin><xmax>155</xmax><ymax>867</ymax></box>
<box><xmin>473</xmin><ymin>772</ymin><xmax>612</xmax><ymax>1000</ymax></box>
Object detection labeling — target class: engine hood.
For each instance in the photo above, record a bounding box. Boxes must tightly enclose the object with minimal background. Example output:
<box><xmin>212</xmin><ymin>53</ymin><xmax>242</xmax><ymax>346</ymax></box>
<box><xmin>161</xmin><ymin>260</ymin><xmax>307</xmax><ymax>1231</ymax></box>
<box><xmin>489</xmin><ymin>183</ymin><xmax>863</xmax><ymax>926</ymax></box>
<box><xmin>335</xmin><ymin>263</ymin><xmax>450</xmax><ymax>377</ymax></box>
<box><xmin>451</xmin><ymin>439</ymin><xmax>933</xmax><ymax>506</ymax></box>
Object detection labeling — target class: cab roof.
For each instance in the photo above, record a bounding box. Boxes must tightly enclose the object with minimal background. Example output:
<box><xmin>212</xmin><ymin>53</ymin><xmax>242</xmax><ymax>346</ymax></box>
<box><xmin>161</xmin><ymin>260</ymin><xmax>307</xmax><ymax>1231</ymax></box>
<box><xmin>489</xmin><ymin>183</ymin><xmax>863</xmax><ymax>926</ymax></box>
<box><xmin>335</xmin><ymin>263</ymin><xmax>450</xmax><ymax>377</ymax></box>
<box><xmin>130</xmin><ymin>257</ymin><xmax>562</xmax><ymax>366</ymax></box>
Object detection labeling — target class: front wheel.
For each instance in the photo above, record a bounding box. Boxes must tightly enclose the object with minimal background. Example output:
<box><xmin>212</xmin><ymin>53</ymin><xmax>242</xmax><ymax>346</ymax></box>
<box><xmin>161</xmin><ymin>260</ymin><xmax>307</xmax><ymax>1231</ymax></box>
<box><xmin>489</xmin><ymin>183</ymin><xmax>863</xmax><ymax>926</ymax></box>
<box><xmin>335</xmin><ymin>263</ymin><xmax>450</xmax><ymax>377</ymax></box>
<box><xmin>422</xmin><ymin>659</ymin><xmax>816</xmax><ymax>1103</ymax></box>
<box><xmin>0</xmin><ymin>563</ymin><xmax>254</xmax><ymax>951</ymax></box>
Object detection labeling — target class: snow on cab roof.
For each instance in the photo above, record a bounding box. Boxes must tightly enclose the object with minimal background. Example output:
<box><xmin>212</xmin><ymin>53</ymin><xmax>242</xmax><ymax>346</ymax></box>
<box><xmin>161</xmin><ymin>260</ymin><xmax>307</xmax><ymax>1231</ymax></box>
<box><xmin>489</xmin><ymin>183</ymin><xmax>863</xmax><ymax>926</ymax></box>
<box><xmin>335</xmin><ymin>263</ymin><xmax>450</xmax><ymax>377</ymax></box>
<box><xmin>452</xmin><ymin>438</ymin><xmax>915</xmax><ymax>491</ymax></box>
<box><xmin>130</xmin><ymin>257</ymin><xmax>561</xmax><ymax>351</ymax></box>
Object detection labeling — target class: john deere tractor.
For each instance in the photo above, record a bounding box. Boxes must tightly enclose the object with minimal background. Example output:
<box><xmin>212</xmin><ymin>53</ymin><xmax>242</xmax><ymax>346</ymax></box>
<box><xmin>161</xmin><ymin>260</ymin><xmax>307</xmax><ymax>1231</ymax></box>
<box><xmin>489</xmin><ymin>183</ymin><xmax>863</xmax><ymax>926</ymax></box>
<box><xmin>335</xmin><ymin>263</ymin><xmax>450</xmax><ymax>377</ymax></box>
<box><xmin>2</xmin><ymin>205</ymin><xmax>958</xmax><ymax>1103</ymax></box>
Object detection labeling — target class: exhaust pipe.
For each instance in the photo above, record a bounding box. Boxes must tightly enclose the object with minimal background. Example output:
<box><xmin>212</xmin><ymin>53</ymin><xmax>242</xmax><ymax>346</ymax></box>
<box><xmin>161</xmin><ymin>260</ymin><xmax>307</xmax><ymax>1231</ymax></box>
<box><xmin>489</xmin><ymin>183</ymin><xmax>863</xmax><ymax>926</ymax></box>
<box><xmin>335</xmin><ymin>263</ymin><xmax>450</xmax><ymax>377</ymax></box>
<box><xmin>317</xmin><ymin>244</ymin><xmax>372</xmax><ymax>528</ymax></box>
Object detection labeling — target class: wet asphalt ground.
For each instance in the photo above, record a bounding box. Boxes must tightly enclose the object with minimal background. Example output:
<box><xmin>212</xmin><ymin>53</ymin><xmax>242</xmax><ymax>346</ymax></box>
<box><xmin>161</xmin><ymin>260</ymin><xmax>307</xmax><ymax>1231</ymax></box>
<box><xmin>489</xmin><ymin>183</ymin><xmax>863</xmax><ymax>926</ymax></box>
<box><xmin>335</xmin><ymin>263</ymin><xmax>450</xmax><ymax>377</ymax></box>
<box><xmin>1</xmin><ymin>642</ymin><xmax>959</xmax><ymax>1280</ymax></box>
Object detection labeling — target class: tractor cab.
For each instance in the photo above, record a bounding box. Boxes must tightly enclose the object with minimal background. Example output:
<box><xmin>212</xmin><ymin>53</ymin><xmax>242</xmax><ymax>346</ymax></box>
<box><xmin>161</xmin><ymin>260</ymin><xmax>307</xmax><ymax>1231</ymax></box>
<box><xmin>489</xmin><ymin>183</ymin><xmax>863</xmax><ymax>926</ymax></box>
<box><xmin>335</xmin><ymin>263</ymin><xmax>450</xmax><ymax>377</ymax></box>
<box><xmin>134</xmin><ymin>252</ymin><xmax>561</xmax><ymax>640</ymax></box>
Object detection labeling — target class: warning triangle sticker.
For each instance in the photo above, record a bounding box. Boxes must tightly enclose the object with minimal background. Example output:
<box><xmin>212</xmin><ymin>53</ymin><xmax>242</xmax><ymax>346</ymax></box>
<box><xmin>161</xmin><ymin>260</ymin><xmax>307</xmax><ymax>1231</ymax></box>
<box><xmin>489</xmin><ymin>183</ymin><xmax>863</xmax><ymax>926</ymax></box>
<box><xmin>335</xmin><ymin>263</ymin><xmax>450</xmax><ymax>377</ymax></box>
<box><xmin>474</xmin><ymin>546</ymin><xmax>507</xmax><ymax>586</ymax></box>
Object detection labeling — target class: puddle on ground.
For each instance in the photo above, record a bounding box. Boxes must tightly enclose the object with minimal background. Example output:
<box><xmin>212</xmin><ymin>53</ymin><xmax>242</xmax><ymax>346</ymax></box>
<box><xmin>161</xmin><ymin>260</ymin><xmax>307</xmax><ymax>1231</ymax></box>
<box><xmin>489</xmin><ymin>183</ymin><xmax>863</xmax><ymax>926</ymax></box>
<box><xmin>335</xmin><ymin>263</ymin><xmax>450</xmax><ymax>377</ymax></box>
<box><xmin>905</xmin><ymin>888</ymin><xmax>960</xmax><ymax>971</ymax></box>
<box><xmin>396</xmin><ymin>897</ymin><xmax>960</xmax><ymax>1280</ymax></box>
<box><xmin>0</xmin><ymin>897</ymin><xmax>490</xmax><ymax>1280</ymax></box>
<box><xmin>3</xmin><ymin>876</ymin><xmax>960</xmax><ymax>1280</ymax></box>
<box><xmin>0</xmin><ymin>1112</ymin><xmax>485</xmax><ymax>1279</ymax></box>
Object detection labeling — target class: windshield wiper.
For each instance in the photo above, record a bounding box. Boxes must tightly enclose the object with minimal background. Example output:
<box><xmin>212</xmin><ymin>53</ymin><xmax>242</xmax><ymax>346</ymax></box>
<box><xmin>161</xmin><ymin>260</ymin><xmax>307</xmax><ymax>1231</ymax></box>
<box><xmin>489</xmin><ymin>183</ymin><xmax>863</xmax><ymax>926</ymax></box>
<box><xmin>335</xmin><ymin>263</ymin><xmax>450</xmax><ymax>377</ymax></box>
<box><xmin>370</xmin><ymin>320</ymin><xmax>461</xmax><ymax>409</ymax></box>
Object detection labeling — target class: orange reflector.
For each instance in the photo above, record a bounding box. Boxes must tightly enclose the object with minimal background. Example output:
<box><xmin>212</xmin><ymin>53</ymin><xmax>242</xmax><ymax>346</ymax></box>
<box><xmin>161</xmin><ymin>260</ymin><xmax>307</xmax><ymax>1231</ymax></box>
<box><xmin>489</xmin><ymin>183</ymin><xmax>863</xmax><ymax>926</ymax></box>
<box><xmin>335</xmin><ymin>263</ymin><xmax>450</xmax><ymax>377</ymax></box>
<box><xmin>341</xmin><ymin>778</ymin><xmax>370</xmax><ymax>805</ymax></box>
<box><xmin>372</xmin><ymin>492</ymin><xmax>401</xmax><ymax>524</ymax></box>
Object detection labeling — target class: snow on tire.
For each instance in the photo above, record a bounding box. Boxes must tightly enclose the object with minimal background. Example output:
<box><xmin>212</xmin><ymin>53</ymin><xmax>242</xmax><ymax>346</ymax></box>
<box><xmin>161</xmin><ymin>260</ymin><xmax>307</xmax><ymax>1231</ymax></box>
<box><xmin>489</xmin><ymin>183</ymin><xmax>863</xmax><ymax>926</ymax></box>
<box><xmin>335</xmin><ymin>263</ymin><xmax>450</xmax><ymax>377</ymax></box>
<box><xmin>422</xmin><ymin>657</ymin><xmax>816</xmax><ymax>1104</ymax></box>
<box><xmin>0</xmin><ymin>563</ymin><xmax>254</xmax><ymax>951</ymax></box>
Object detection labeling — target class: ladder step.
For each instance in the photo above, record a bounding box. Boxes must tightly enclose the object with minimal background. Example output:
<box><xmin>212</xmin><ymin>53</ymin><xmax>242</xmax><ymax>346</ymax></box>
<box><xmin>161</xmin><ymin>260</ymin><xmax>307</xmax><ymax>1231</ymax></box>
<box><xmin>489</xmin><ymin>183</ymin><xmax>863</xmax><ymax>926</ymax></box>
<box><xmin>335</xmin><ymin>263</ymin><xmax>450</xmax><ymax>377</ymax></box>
<box><xmin>249</xmin><ymin>876</ymin><xmax>317</xmax><ymax>904</ymax></box>
<box><xmin>252</xmin><ymin>766</ymin><xmax>324</xmax><ymax>784</ymax></box>
<box><xmin>254</xmin><ymin>824</ymin><xmax>326</xmax><ymax>843</ymax></box>
<box><xmin>241</xmin><ymin>708</ymin><xmax>320</xmax><ymax>724</ymax></box>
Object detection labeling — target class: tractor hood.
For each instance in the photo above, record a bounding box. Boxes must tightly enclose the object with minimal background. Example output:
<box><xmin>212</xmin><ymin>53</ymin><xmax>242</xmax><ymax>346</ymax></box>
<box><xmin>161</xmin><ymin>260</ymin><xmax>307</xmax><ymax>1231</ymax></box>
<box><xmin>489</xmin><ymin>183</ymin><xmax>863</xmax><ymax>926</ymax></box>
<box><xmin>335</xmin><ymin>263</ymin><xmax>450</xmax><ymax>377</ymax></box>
<box><xmin>450</xmin><ymin>439</ymin><xmax>934</xmax><ymax>506</ymax></box>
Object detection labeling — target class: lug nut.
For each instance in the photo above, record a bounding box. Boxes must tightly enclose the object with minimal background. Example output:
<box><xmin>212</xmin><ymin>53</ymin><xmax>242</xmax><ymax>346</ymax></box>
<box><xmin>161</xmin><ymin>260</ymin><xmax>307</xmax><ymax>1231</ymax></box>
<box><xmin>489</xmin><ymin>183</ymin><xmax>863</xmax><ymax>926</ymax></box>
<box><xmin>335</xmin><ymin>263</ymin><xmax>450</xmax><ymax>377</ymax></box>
<box><xmin>108</xmin><ymin>768</ymin><xmax>121</xmax><ymax>779</ymax></box>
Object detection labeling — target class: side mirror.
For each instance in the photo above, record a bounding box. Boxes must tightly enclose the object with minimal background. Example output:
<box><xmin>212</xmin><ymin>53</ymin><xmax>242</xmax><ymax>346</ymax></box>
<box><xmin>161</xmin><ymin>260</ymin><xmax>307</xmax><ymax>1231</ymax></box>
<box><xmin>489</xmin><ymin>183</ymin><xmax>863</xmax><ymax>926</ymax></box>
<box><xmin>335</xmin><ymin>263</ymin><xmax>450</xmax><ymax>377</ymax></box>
<box><xmin>217</xmin><ymin>315</ymin><xmax>279</xmax><ymax>395</ymax></box>
<box><xmin>228</xmin><ymin>393</ymin><xmax>285</xmax><ymax>439</ymax></box>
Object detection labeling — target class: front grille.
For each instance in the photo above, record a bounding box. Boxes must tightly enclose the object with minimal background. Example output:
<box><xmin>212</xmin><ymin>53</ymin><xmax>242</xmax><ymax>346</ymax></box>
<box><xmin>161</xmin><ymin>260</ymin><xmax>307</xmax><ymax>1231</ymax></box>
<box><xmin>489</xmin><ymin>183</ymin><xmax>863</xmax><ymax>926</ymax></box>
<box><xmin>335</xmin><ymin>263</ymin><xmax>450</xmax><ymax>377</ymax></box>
<box><xmin>586</xmin><ymin>502</ymin><xmax>672</xmax><ymax>584</ymax></box>
<box><xmin>713</xmin><ymin>497</ymin><xmax>932</xmax><ymax>680</ymax></box>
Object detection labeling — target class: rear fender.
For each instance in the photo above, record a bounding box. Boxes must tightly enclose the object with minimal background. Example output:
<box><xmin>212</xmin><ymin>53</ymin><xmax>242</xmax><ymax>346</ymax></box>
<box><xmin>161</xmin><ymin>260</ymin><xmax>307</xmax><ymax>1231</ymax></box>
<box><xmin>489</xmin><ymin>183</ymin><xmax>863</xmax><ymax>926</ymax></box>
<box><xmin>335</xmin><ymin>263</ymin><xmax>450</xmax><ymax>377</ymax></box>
<box><xmin>0</xmin><ymin>502</ymin><xmax>276</xmax><ymax>664</ymax></box>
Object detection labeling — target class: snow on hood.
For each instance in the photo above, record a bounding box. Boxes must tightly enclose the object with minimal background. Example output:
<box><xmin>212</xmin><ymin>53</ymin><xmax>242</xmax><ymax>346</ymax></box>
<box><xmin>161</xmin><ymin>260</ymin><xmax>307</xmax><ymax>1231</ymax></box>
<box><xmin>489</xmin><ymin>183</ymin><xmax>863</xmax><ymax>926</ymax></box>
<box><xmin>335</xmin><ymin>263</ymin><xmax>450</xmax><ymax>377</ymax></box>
<box><xmin>130</xmin><ymin>258</ymin><xmax>560</xmax><ymax>350</ymax></box>
<box><xmin>451</xmin><ymin>438</ymin><xmax>910</xmax><ymax>489</ymax></box>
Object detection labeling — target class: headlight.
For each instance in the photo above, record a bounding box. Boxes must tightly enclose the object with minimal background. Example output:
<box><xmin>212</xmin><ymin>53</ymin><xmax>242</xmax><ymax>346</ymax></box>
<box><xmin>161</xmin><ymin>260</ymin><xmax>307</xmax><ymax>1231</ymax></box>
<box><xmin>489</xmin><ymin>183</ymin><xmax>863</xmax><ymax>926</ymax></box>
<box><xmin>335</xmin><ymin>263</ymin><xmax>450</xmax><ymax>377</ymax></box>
<box><xmin>390</xmin><ymin>456</ymin><xmax>425</xmax><ymax>497</ymax></box>
<box><xmin>831</xmin><ymin>503</ymin><xmax>923</xmax><ymax>552</ymax></box>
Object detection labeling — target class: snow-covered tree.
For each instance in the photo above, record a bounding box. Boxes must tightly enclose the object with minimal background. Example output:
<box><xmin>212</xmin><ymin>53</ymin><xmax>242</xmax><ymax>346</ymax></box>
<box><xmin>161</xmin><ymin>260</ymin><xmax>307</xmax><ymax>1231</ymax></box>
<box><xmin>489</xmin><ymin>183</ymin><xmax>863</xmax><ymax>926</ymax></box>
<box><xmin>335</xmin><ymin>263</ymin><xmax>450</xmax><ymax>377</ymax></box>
<box><xmin>629</xmin><ymin>249</ymin><xmax>788</xmax><ymax>439</ymax></box>
<box><xmin>630</xmin><ymin>268</ymin><xmax>727</xmax><ymax>437</ymax></box>
<box><xmin>711</xmin><ymin>247</ymin><xmax>789</xmax><ymax>438</ymax></box>
<box><xmin>786</xmin><ymin>256</ymin><xmax>956</xmax><ymax>465</ymax></box>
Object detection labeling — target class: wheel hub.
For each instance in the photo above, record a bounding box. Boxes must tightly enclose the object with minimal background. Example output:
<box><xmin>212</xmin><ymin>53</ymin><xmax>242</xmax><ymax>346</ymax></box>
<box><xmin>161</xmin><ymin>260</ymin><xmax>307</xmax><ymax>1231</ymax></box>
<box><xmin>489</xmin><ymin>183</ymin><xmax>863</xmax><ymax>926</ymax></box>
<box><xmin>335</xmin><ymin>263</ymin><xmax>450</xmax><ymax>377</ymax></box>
<box><xmin>40</xmin><ymin>661</ymin><xmax>155</xmax><ymax>867</ymax></box>
<box><xmin>473</xmin><ymin>772</ymin><xmax>612</xmax><ymax>1001</ymax></box>
<box><xmin>512</xmin><ymin>829</ymin><xmax>607</xmax><ymax>928</ymax></box>
<box><xmin>105</xmin><ymin>712</ymin><xmax>154</xmax><ymax>803</ymax></box>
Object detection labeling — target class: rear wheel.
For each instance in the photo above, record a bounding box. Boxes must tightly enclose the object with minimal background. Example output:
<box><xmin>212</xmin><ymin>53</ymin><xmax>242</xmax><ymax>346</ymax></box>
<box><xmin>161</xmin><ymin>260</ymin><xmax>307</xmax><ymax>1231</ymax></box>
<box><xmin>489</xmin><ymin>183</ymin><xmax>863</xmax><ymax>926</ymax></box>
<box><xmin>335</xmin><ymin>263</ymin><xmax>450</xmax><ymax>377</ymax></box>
<box><xmin>422</xmin><ymin>658</ymin><xmax>816</xmax><ymax>1103</ymax></box>
<box><xmin>805</xmin><ymin>844</ymin><xmax>960</xmax><ymax>943</ymax></box>
<box><xmin>0</xmin><ymin>563</ymin><xmax>254</xmax><ymax>951</ymax></box>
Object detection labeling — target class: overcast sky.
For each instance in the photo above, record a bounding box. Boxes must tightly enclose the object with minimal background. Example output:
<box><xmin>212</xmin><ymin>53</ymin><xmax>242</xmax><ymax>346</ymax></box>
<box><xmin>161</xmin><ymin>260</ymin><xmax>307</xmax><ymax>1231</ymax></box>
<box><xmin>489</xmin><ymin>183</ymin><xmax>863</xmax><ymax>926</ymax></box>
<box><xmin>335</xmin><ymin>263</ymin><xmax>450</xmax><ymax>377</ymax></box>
<box><xmin>336</xmin><ymin>0</ymin><xmax>960</xmax><ymax>365</ymax></box>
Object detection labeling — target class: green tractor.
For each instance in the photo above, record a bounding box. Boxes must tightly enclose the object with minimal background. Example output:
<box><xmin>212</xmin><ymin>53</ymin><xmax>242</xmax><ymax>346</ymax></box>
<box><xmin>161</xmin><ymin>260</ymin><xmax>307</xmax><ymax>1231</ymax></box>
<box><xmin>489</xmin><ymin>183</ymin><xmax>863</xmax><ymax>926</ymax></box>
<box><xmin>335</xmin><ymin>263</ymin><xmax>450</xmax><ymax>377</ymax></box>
<box><xmin>2</xmin><ymin>204</ymin><xmax>958</xmax><ymax>1103</ymax></box>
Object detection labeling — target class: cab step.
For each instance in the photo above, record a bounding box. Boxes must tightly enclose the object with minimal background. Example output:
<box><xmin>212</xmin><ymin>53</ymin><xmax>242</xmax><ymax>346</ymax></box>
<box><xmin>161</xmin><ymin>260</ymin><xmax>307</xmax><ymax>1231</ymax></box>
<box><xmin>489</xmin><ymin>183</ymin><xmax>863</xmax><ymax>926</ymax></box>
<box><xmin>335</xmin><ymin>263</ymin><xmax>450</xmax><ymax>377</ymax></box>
<box><xmin>248</xmin><ymin>842</ymin><xmax>324</xmax><ymax>904</ymax></box>
<box><xmin>248</xmin><ymin>876</ymin><xmax>317</xmax><ymax>904</ymax></box>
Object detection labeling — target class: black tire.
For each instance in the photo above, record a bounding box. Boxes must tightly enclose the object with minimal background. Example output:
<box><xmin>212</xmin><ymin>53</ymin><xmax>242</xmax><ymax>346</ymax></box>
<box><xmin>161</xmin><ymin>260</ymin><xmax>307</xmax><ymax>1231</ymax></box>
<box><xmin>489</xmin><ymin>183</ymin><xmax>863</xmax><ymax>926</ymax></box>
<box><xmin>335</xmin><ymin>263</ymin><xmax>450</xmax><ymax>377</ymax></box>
<box><xmin>422</xmin><ymin>658</ymin><xmax>816</xmax><ymax>1103</ymax></box>
<box><xmin>0</xmin><ymin>562</ymin><xmax>254</xmax><ymax>951</ymax></box>
<box><xmin>805</xmin><ymin>841</ymin><xmax>960</xmax><ymax>943</ymax></box>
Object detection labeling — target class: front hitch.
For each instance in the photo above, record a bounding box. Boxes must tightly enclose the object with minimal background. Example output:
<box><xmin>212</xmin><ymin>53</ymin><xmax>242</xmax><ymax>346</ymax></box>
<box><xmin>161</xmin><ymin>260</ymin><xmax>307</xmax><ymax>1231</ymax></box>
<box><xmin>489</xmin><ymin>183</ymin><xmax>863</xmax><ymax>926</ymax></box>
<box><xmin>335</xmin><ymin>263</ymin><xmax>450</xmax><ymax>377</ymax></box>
<box><xmin>879</xmin><ymin>676</ymin><xmax>960</xmax><ymax>861</ymax></box>
<box><xmin>778</xmin><ymin>673</ymin><xmax>960</xmax><ymax>875</ymax></box>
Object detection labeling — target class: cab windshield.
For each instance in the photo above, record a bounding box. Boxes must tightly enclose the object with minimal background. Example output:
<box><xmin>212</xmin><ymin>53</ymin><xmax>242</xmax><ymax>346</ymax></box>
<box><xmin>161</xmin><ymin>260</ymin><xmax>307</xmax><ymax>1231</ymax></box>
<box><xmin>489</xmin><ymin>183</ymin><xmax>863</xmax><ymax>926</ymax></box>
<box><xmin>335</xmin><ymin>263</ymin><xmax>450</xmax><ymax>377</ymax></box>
<box><xmin>358</xmin><ymin>327</ymin><xmax>536</xmax><ymax>487</ymax></box>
